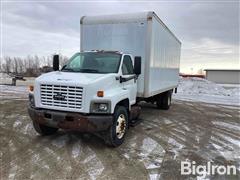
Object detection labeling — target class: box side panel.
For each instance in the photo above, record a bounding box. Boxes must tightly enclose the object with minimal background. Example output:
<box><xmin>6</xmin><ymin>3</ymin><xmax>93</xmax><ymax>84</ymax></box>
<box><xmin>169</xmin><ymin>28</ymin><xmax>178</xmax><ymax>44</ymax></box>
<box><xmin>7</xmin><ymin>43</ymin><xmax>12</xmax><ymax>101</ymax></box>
<box><xmin>146</xmin><ymin>17</ymin><xmax>181</xmax><ymax>97</ymax></box>
<box><xmin>81</xmin><ymin>22</ymin><xmax>147</xmax><ymax>96</ymax></box>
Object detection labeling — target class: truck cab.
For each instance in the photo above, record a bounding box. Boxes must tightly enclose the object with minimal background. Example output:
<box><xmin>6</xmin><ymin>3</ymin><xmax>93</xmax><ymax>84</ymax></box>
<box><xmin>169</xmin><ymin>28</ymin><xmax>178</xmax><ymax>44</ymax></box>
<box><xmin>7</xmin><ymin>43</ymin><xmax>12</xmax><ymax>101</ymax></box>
<box><xmin>28</xmin><ymin>51</ymin><xmax>142</xmax><ymax>146</ymax></box>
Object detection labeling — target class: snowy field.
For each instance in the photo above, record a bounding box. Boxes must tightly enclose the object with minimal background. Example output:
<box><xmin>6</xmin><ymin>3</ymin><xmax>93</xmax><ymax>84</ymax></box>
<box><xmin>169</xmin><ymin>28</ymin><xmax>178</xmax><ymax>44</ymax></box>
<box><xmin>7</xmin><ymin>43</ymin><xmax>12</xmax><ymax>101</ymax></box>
<box><xmin>0</xmin><ymin>85</ymin><xmax>28</xmax><ymax>100</ymax></box>
<box><xmin>173</xmin><ymin>77</ymin><xmax>240</xmax><ymax>106</ymax></box>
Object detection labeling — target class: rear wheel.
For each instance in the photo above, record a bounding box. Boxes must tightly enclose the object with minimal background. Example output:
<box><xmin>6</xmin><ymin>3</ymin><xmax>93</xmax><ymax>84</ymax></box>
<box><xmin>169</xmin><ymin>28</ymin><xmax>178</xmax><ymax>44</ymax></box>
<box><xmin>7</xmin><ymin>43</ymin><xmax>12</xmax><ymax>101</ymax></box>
<box><xmin>156</xmin><ymin>90</ymin><xmax>172</xmax><ymax>110</ymax></box>
<box><xmin>103</xmin><ymin>106</ymin><xmax>128</xmax><ymax>147</ymax></box>
<box><xmin>33</xmin><ymin>121</ymin><xmax>58</xmax><ymax>135</ymax></box>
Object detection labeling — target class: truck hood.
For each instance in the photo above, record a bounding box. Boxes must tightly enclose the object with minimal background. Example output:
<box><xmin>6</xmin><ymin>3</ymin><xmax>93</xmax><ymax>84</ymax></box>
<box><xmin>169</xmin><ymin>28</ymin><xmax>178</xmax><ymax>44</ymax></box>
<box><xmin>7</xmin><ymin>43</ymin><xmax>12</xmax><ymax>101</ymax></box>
<box><xmin>36</xmin><ymin>71</ymin><xmax>115</xmax><ymax>85</ymax></box>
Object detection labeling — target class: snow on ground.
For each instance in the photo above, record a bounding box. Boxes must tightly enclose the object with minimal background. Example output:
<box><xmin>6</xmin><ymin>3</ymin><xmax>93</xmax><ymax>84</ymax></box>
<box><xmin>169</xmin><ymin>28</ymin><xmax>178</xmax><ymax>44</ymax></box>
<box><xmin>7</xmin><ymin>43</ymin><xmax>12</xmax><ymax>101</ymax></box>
<box><xmin>0</xmin><ymin>72</ymin><xmax>12</xmax><ymax>79</ymax></box>
<box><xmin>0</xmin><ymin>72</ymin><xmax>13</xmax><ymax>85</ymax></box>
<box><xmin>173</xmin><ymin>77</ymin><xmax>240</xmax><ymax>106</ymax></box>
<box><xmin>0</xmin><ymin>74</ymin><xmax>31</xmax><ymax>99</ymax></box>
<box><xmin>0</xmin><ymin>85</ymin><xmax>28</xmax><ymax>99</ymax></box>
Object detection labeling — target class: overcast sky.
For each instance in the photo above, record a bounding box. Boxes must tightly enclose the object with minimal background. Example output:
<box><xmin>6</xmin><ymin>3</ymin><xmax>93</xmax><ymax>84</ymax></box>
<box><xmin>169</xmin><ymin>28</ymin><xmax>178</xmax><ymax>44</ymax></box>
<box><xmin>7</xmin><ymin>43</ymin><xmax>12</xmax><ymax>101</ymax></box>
<box><xmin>1</xmin><ymin>0</ymin><xmax>239</xmax><ymax>73</ymax></box>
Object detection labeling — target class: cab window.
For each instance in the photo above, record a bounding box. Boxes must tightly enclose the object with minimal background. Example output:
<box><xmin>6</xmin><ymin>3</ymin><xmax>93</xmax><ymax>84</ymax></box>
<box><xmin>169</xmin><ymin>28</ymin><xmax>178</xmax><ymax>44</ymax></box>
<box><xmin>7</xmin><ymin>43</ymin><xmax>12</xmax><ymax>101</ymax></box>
<box><xmin>122</xmin><ymin>55</ymin><xmax>134</xmax><ymax>75</ymax></box>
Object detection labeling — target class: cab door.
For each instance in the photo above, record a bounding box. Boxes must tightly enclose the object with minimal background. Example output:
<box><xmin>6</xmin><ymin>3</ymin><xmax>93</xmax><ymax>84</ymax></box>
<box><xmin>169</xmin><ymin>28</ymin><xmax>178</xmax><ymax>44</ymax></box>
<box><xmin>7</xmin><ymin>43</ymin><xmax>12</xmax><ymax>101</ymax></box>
<box><xmin>121</xmin><ymin>55</ymin><xmax>137</xmax><ymax>105</ymax></box>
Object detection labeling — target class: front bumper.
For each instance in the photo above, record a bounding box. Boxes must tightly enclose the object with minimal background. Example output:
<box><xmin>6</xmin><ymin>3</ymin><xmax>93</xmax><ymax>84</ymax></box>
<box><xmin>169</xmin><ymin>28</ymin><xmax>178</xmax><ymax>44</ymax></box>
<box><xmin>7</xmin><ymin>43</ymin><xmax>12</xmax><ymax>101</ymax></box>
<box><xmin>28</xmin><ymin>106</ymin><xmax>113</xmax><ymax>132</ymax></box>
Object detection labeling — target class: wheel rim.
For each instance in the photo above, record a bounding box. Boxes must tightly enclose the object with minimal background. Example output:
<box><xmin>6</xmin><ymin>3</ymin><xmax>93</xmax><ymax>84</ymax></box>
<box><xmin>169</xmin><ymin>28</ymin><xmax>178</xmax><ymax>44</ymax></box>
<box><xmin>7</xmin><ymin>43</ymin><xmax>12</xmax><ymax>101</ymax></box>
<box><xmin>116</xmin><ymin>114</ymin><xmax>126</xmax><ymax>139</ymax></box>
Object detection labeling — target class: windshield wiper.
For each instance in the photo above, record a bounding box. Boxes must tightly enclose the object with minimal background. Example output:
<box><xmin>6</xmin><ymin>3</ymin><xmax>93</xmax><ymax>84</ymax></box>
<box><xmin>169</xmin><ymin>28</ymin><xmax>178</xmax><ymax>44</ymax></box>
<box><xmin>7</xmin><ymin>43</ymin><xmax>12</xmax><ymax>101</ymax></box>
<box><xmin>79</xmin><ymin>69</ymin><xmax>99</xmax><ymax>73</ymax></box>
<box><xmin>61</xmin><ymin>68</ymin><xmax>75</xmax><ymax>72</ymax></box>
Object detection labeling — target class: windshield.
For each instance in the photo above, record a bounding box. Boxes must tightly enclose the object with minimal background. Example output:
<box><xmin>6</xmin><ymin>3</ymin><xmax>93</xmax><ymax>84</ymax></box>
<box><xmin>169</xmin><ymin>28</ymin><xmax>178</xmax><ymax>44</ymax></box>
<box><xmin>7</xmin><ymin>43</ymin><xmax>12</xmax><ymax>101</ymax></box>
<box><xmin>62</xmin><ymin>52</ymin><xmax>121</xmax><ymax>73</ymax></box>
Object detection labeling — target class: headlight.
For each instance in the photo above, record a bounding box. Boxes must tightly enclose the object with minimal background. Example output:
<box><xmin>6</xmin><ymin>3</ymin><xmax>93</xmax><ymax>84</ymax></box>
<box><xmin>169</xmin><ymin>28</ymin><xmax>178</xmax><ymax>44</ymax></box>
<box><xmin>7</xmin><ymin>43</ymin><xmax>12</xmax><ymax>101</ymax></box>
<box><xmin>99</xmin><ymin>103</ymin><xmax>108</xmax><ymax>111</ymax></box>
<box><xmin>90</xmin><ymin>101</ymin><xmax>111</xmax><ymax>113</ymax></box>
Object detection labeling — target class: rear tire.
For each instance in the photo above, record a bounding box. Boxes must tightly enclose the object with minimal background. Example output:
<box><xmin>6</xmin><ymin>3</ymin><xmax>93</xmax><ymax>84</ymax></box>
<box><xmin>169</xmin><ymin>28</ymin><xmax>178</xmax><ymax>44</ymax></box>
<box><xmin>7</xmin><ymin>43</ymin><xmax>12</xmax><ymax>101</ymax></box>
<box><xmin>33</xmin><ymin>121</ymin><xmax>58</xmax><ymax>135</ymax></box>
<box><xmin>103</xmin><ymin>106</ymin><xmax>128</xmax><ymax>147</ymax></box>
<box><xmin>156</xmin><ymin>90</ymin><xmax>172</xmax><ymax>110</ymax></box>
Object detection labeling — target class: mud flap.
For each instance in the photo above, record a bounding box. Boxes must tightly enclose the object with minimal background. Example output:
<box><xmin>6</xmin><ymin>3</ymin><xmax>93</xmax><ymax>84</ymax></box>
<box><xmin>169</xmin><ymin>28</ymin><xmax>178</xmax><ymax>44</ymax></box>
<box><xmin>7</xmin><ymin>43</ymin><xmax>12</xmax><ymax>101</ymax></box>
<box><xmin>129</xmin><ymin>105</ymin><xmax>143</xmax><ymax>127</ymax></box>
<box><xmin>129</xmin><ymin>118</ymin><xmax>143</xmax><ymax>127</ymax></box>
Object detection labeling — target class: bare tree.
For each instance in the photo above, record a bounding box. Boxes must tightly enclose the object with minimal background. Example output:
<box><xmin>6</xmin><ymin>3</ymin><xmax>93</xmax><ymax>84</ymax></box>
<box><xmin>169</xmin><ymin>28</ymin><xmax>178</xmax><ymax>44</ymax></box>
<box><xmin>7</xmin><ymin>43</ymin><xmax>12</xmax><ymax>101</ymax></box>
<box><xmin>1</xmin><ymin>54</ymin><xmax>69</xmax><ymax>76</ymax></box>
<box><xmin>4</xmin><ymin>57</ymin><xmax>12</xmax><ymax>74</ymax></box>
<box><xmin>59</xmin><ymin>54</ymin><xmax>69</xmax><ymax>67</ymax></box>
<box><xmin>13</xmin><ymin>57</ymin><xmax>18</xmax><ymax>74</ymax></box>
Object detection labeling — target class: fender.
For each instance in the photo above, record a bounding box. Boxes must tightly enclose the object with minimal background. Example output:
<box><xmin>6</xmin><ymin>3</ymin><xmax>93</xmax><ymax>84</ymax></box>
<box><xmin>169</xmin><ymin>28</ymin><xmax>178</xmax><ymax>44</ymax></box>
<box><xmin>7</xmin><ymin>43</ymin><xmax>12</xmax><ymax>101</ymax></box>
<box><xmin>103</xmin><ymin>88</ymin><xmax>130</xmax><ymax>114</ymax></box>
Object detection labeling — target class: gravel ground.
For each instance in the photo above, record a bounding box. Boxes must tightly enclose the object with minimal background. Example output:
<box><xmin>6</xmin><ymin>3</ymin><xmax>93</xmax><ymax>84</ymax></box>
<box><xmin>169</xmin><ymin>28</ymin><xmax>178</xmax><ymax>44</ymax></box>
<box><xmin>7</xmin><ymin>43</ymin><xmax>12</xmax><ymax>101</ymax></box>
<box><xmin>0</xmin><ymin>95</ymin><xmax>239</xmax><ymax>180</ymax></box>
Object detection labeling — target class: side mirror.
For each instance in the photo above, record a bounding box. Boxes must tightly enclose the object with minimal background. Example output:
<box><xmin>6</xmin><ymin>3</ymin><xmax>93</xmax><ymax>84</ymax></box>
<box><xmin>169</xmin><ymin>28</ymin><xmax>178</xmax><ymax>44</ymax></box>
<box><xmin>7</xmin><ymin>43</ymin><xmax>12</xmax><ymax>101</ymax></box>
<box><xmin>53</xmin><ymin>54</ymin><xmax>59</xmax><ymax>71</ymax></box>
<box><xmin>134</xmin><ymin>56</ymin><xmax>141</xmax><ymax>75</ymax></box>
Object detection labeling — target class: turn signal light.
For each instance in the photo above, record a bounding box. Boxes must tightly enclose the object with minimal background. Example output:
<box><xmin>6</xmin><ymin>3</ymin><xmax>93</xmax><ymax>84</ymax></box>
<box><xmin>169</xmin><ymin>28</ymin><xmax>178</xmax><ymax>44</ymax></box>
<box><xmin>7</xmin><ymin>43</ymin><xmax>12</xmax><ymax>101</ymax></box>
<box><xmin>29</xmin><ymin>85</ymin><xmax>34</xmax><ymax>92</ymax></box>
<box><xmin>97</xmin><ymin>90</ymin><xmax>104</xmax><ymax>97</ymax></box>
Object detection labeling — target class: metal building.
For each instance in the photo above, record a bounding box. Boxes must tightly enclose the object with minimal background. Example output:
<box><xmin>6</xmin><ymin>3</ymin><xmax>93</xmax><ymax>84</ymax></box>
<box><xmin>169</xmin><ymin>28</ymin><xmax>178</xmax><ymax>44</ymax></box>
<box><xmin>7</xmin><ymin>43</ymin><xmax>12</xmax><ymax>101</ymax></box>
<box><xmin>204</xmin><ymin>69</ymin><xmax>240</xmax><ymax>84</ymax></box>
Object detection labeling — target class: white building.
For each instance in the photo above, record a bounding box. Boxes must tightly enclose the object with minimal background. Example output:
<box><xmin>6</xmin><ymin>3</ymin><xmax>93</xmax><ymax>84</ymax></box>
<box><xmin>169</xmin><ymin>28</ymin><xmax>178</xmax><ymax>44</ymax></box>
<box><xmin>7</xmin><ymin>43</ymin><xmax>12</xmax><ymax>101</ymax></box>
<box><xmin>205</xmin><ymin>69</ymin><xmax>240</xmax><ymax>84</ymax></box>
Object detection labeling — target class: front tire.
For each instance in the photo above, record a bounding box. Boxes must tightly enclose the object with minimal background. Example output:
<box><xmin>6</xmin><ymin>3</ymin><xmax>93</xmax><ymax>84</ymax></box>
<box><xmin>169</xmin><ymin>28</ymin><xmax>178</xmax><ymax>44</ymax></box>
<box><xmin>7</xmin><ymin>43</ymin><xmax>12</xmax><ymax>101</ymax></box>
<box><xmin>33</xmin><ymin>121</ymin><xmax>58</xmax><ymax>135</ymax></box>
<box><xmin>104</xmin><ymin>106</ymin><xmax>128</xmax><ymax>147</ymax></box>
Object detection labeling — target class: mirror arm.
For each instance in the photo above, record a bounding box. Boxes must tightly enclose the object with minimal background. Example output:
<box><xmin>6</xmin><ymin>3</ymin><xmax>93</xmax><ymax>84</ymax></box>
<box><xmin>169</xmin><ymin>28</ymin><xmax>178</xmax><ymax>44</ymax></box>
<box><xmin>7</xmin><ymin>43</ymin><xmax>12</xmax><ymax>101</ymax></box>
<box><xmin>119</xmin><ymin>75</ymin><xmax>136</xmax><ymax>83</ymax></box>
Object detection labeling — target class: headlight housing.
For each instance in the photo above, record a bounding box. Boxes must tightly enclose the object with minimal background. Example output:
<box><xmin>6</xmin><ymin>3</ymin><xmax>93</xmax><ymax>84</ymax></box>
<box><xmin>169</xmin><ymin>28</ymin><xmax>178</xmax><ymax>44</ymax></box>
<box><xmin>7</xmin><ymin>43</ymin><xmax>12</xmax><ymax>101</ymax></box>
<box><xmin>90</xmin><ymin>101</ymin><xmax>111</xmax><ymax>114</ymax></box>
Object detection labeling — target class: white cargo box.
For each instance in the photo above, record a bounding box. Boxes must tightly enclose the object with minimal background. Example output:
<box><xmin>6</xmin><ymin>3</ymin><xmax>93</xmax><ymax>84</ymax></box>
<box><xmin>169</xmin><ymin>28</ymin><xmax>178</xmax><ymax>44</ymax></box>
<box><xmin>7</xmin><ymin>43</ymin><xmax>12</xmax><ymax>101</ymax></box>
<box><xmin>80</xmin><ymin>11</ymin><xmax>181</xmax><ymax>98</ymax></box>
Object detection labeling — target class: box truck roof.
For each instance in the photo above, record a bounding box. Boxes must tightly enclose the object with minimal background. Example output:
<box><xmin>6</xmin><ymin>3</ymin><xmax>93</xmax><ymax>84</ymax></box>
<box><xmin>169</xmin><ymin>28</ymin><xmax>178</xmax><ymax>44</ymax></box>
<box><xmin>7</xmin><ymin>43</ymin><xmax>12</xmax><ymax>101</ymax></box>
<box><xmin>80</xmin><ymin>11</ymin><xmax>181</xmax><ymax>44</ymax></box>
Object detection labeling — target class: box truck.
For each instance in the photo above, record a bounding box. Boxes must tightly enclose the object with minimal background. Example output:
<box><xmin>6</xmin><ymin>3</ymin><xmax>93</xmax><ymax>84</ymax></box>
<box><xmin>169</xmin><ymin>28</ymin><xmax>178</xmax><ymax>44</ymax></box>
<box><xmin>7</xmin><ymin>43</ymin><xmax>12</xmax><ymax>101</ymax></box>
<box><xmin>28</xmin><ymin>11</ymin><xmax>181</xmax><ymax>146</ymax></box>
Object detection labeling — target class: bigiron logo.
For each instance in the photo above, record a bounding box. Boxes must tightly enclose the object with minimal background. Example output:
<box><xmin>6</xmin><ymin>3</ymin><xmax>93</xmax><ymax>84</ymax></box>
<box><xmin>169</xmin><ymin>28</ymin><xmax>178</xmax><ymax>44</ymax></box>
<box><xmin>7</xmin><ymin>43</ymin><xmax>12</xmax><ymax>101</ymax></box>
<box><xmin>181</xmin><ymin>161</ymin><xmax>237</xmax><ymax>178</ymax></box>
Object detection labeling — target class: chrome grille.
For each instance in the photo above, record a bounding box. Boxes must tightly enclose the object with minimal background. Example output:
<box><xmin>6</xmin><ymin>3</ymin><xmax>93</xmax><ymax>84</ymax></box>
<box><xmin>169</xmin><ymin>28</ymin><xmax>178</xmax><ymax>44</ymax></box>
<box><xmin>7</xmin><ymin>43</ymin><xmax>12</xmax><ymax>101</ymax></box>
<box><xmin>40</xmin><ymin>84</ymin><xmax>83</xmax><ymax>109</ymax></box>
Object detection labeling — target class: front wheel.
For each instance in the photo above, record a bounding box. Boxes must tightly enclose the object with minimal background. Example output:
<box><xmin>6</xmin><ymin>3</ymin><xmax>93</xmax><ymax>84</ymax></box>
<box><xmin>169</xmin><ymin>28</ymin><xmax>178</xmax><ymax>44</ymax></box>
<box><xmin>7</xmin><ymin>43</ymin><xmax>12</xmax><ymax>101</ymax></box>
<box><xmin>104</xmin><ymin>106</ymin><xmax>128</xmax><ymax>147</ymax></box>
